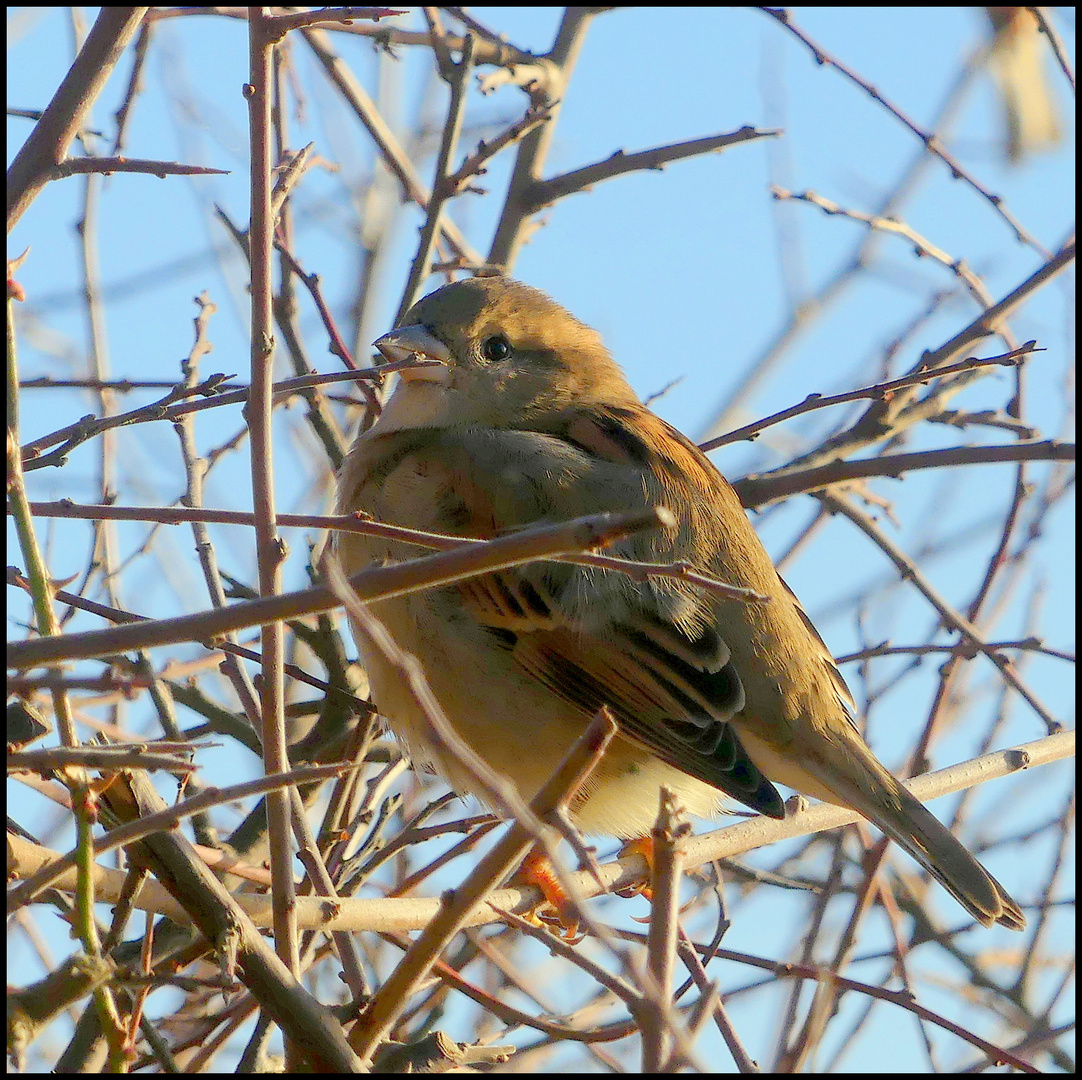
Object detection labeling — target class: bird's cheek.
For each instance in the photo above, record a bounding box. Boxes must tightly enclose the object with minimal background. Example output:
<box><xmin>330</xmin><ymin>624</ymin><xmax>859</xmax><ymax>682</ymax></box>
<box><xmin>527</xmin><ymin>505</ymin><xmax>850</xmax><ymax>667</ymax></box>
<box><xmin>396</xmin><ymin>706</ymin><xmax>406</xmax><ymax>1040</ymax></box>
<box><xmin>489</xmin><ymin>367</ymin><xmax>553</xmax><ymax>419</ymax></box>
<box><xmin>488</xmin><ymin>365</ymin><xmax>522</xmax><ymax>396</ymax></box>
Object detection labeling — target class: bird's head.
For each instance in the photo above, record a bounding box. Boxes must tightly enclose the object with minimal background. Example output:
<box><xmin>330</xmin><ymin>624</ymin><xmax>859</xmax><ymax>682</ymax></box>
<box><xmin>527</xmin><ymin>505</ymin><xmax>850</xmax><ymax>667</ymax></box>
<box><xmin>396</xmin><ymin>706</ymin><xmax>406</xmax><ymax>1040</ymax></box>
<box><xmin>370</xmin><ymin>277</ymin><xmax>640</xmax><ymax>435</ymax></box>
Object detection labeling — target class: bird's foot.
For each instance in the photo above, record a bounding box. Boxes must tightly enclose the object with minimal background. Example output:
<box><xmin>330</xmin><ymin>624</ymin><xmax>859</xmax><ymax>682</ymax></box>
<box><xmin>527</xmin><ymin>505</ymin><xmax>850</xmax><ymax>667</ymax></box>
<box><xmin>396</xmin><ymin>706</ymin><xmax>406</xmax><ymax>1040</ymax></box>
<box><xmin>518</xmin><ymin>850</ymin><xmax>585</xmax><ymax>943</ymax></box>
<box><xmin>614</xmin><ymin>836</ymin><xmax>654</xmax><ymax>900</ymax></box>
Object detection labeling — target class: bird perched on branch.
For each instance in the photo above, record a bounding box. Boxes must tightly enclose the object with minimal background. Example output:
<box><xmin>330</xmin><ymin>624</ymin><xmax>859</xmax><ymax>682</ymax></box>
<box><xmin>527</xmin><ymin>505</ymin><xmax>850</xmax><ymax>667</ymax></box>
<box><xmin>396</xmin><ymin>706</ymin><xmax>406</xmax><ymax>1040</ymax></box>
<box><xmin>336</xmin><ymin>275</ymin><xmax>1024</xmax><ymax>930</ymax></box>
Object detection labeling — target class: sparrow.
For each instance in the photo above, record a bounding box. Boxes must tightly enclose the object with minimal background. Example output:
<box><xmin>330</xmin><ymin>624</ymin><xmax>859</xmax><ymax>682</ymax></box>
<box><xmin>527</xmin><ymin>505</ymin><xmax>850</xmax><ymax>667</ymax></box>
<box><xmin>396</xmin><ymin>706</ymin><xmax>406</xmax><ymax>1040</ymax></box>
<box><xmin>335</xmin><ymin>275</ymin><xmax>1025</xmax><ymax>930</ymax></box>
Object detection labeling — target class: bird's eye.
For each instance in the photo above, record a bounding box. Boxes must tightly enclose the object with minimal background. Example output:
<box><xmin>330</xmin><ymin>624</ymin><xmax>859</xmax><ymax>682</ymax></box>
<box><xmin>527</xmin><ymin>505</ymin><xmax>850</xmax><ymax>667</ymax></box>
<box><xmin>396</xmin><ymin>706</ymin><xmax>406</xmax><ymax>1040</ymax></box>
<box><xmin>480</xmin><ymin>335</ymin><xmax>511</xmax><ymax>362</ymax></box>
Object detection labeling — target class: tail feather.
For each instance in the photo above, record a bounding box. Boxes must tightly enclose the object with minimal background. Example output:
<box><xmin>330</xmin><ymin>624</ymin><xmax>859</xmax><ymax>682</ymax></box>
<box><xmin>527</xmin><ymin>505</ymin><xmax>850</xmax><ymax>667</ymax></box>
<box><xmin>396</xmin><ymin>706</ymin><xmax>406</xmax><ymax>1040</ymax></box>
<box><xmin>838</xmin><ymin>761</ymin><xmax>1025</xmax><ymax>931</ymax></box>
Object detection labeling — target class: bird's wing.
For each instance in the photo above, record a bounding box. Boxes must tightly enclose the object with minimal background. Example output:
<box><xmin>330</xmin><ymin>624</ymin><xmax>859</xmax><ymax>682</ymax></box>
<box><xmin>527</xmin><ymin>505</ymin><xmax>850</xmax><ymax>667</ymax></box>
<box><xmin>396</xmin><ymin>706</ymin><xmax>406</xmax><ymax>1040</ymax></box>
<box><xmin>482</xmin><ymin>608</ymin><xmax>786</xmax><ymax>819</ymax></box>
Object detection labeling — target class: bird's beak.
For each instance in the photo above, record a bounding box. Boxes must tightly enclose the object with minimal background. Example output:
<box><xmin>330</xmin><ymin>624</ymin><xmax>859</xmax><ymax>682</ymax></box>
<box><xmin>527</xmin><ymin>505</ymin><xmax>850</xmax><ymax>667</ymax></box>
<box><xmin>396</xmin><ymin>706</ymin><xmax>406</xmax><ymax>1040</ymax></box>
<box><xmin>373</xmin><ymin>325</ymin><xmax>452</xmax><ymax>384</ymax></box>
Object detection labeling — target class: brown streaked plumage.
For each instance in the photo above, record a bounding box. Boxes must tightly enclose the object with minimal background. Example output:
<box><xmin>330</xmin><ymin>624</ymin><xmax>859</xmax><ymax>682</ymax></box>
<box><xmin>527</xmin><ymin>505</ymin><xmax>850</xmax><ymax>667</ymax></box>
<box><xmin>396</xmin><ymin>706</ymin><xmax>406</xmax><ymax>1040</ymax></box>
<box><xmin>336</xmin><ymin>276</ymin><xmax>1025</xmax><ymax>930</ymax></box>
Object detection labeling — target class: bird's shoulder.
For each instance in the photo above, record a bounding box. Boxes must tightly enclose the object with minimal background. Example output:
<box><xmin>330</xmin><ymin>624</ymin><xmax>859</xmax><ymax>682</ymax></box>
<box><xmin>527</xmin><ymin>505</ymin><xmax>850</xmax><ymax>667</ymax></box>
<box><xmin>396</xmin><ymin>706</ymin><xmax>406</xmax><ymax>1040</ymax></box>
<box><xmin>338</xmin><ymin>422</ymin><xmax>633</xmax><ymax>549</ymax></box>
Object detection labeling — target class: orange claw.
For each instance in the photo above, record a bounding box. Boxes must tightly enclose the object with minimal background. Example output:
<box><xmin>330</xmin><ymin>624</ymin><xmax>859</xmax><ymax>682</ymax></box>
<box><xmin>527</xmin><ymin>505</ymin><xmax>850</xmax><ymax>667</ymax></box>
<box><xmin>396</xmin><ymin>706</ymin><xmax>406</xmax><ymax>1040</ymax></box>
<box><xmin>617</xmin><ymin>836</ymin><xmax>698</xmax><ymax>923</ymax></box>
<box><xmin>518</xmin><ymin>850</ymin><xmax>584</xmax><ymax>943</ymax></box>
<box><xmin>615</xmin><ymin>836</ymin><xmax>655</xmax><ymax>900</ymax></box>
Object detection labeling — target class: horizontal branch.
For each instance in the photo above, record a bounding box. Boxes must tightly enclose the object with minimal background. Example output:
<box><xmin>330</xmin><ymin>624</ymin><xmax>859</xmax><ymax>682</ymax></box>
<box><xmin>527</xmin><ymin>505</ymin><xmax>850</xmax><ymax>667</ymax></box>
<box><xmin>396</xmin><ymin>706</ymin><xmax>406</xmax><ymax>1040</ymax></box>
<box><xmin>703</xmin><ymin>342</ymin><xmax>1039</xmax><ymax>452</ymax></box>
<box><xmin>7</xmin><ymin>508</ymin><xmax>674</xmax><ymax>668</ymax></box>
<box><xmin>18</xmin><ymin>502</ymin><xmax>768</xmax><ymax>603</ymax></box>
<box><xmin>530</xmin><ymin>126</ymin><xmax>780</xmax><ymax>208</ymax></box>
<box><xmin>734</xmin><ymin>439</ymin><xmax>1074</xmax><ymax>507</ymax></box>
<box><xmin>261</xmin><ymin>7</ymin><xmax>404</xmax><ymax>36</ymax></box>
<box><xmin>49</xmin><ymin>156</ymin><xmax>228</xmax><ymax>179</ymax></box>
<box><xmin>12</xmin><ymin>731</ymin><xmax>1072</xmax><ymax>933</ymax></box>
<box><xmin>19</xmin><ymin>361</ymin><xmax>433</xmax><ymax>468</ymax></box>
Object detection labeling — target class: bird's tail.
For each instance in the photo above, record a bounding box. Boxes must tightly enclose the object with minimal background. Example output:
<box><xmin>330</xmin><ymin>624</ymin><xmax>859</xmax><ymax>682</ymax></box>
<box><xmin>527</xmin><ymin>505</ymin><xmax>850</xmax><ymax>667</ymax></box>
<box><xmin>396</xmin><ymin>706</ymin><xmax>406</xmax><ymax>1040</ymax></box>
<box><xmin>835</xmin><ymin>755</ymin><xmax>1026</xmax><ymax>931</ymax></box>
